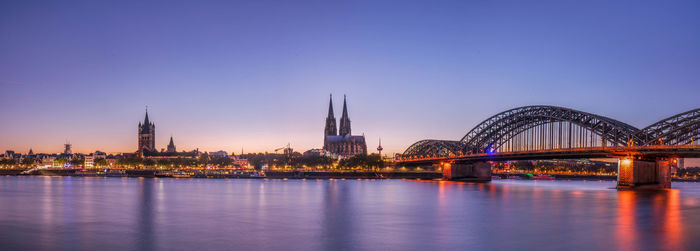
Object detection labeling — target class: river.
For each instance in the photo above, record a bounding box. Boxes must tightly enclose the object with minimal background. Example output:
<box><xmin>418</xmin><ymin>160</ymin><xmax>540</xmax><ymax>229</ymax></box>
<box><xmin>1</xmin><ymin>176</ymin><xmax>699</xmax><ymax>250</ymax></box>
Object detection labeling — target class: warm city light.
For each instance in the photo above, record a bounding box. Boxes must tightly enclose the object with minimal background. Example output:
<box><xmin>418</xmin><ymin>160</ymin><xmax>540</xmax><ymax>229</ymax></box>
<box><xmin>2</xmin><ymin>1</ymin><xmax>700</xmax><ymax>250</ymax></box>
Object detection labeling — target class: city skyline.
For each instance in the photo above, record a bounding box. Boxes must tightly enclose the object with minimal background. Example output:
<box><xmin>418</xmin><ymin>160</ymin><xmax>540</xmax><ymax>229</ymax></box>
<box><xmin>4</xmin><ymin>2</ymin><xmax>700</xmax><ymax>251</ymax></box>
<box><xmin>2</xmin><ymin>1</ymin><xmax>700</xmax><ymax>154</ymax></box>
<box><xmin>3</xmin><ymin>101</ymin><xmax>699</xmax><ymax>156</ymax></box>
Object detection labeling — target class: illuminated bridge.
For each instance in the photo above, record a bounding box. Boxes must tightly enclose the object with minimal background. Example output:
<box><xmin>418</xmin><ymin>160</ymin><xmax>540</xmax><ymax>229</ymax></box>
<box><xmin>397</xmin><ymin>106</ymin><xmax>700</xmax><ymax>189</ymax></box>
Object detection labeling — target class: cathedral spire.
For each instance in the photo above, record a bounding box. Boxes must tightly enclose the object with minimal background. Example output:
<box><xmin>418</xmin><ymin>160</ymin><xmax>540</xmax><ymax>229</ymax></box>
<box><xmin>339</xmin><ymin>95</ymin><xmax>351</xmax><ymax>136</ymax></box>
<box><xmin>327</xmin><ymin>94</ymin><xmax>335</xmax><ymax>119</ymax></box>
<box><xmin>324</xmin><ymin>94</ymin><xmax>337</xmax><ymax>137</ymax></box>
<box><xmin>341</xmin><ymin>95</ymin><xmax>349</xmax><ymax>119</ymax></box>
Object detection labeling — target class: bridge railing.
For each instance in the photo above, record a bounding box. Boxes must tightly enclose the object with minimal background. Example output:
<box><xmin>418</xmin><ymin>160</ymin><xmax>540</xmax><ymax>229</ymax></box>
<box><xmin>396</xmin><ymin>145</ymin><xmax>700</xmax><ymax>162</ymax></box>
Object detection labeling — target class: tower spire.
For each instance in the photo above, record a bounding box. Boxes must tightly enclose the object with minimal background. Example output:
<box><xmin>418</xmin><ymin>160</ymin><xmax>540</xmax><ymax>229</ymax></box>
<box><xmin>327</xmin><ymin>94</ymin><xmax>335</xmax><ymax>119</ymax></box>
<box><xmin>324</xmin><ymin>94</ymin><xmax>337</xmax><ymax>137</ymax></box>
<box><xmin>166</xmin><ymin>134</ymin><xmax>176</xmax><ymax>153</ymax></box>
<box><xmin>339</xmin><ymin>95</ymin><xmax>351</xmax><ymax>136</ymax></box>
<box><xmin>341</xmin><ymin>94</ymin><xmax>348</xmax><ymax>119</ymax></box>
<box><xmin>144</xmin><ymin>107</ymin><xmax>150</xmax><ymax>126</ymax></box>
<box><xmin>138</xmin><ymin>107</ymin><xmax>156</xmax><ymax>155</ymax></box>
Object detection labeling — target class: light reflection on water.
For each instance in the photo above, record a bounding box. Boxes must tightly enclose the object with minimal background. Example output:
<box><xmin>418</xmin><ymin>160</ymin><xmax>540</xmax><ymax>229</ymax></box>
<box><xmin>1</xmin><ymin>176</ymin><xmax>699</xmax><ymax>250</ymax></box>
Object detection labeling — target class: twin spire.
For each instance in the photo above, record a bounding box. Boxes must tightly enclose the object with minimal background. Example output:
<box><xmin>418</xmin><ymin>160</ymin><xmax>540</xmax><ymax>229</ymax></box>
<box><xmin>327</xmin><ymin>94</ymin><xmax>335</xmax><ymax>119</ymax></box>
<box><xmin>338</xmin><ymin>95</ymin><xmax>351</xmax><ymax>136</ymax></box>
<box><xmin>325</xmin><ymin>94</ymin><xmax>352</xmax><ymax>137</ymax></box>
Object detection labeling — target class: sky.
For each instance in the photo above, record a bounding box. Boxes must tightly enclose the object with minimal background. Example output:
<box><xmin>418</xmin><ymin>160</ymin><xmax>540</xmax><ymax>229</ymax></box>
<box><xmin>1</xmin><ymin>0</ymin><xmax>699</xmax><ymax>156</ymax></box>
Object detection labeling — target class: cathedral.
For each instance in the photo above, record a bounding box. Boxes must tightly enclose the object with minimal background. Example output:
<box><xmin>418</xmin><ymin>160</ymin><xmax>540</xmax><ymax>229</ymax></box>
<box><xmin>323</xmin><ymin>95</ymin><xmax>367</xmax><ymax>158</ymax></box>
<box><xmin>137</xmin><ymin>110</ymin><xmax>156</xmax><ymax>156</ymax></box>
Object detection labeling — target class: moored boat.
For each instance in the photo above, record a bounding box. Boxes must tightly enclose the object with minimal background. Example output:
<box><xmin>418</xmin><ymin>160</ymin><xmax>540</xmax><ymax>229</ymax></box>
<box><xmin>532</xmin><ymin>174</ymin><xmax>555</xmax><ymax>180</ymax></box>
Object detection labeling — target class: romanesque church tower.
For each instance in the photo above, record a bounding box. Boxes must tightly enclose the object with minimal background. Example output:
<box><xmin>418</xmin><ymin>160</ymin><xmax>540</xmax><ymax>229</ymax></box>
<box><xmin>167</xmin><ymin>136</ymin><xmax>177</xmax><ymax>153</ymax></box>
<box><xmin>138</xmin><ymin>110</ymin><xmax>156</xmax><ymax>156</ymax></box>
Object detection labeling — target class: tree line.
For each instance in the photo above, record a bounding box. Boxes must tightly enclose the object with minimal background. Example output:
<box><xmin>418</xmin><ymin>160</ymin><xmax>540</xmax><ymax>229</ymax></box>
<box><xmin>0</xmin><ymin>152</ymin><xmax>385</xmax><ymax>170</ymax></box>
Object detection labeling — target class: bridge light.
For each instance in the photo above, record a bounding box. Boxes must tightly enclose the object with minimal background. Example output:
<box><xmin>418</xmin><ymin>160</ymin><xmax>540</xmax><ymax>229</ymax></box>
<box><xmin>621</xmin><ymin>158</ymin><xmax>632</xmax><ymax>166</ymax></box>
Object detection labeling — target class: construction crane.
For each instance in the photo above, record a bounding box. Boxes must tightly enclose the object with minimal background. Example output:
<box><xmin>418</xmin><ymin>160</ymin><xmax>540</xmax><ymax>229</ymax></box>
<box><xmin>274</xmin><ymin>143</ymin><xmax>293</xmax><ymax>156</ymax></box>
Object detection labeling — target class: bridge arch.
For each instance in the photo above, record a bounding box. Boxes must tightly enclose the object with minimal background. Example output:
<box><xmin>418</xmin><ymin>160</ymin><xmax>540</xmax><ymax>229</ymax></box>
<box><xmin>459</xmin><ymin>106</ymin><xmax>641</xmax><ymax>153</ymax></box>
<box><xmin>402</xmin><ymin>140</ymin><xmax>464</xmax><ymax>157</ymax></box>
<box><xmin>637</xmin><ymin>108</ymin><xmax>700</xmax><ymax>146</ymax></box>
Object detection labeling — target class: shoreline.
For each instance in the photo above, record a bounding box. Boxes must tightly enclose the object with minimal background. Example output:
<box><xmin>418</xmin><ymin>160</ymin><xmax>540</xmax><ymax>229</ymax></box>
<box><xmin>3</xmin><ymin>169</ymin><xmax>699</xmax><ymax>182</ymax></box>
<box><xmin>0</xmin><ymin>168</ymin><xmax>443</xmax><ymax>180</ymax></box>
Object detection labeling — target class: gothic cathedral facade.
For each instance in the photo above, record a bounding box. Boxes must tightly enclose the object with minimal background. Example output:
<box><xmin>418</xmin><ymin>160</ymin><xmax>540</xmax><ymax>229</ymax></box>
<box><xmin>323</xmin><ymin>95</ymin><xmax>367</xmax><ymax>157</ymax></box>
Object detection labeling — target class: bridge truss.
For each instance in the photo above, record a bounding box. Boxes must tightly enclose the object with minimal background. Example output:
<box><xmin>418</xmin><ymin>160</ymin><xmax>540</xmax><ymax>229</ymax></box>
<box><xmin>637</xmin><ymin>108</ymin><xmax>700</xmax><ymax>146</ymax></box>
<box><xmin>402</xmin><ymin>106</ymin><xmax>700</xmax><ymax>157</ymax></box>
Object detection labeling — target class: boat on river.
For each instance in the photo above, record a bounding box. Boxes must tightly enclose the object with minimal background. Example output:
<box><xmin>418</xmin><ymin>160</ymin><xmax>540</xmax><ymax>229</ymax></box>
<box><xmin>532</xmin><ymin>174</ymin><xmax>555</xmax><ymax>180</ymax></box>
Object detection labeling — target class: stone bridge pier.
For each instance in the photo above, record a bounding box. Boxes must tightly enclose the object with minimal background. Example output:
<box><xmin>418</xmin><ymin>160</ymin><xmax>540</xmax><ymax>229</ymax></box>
<box><xmin>617</xmin><ymin>157</ymin><xmax>671</xmax><ymax>189</ymax></box>
<box><xmin>443</xmin><ymin>162</ymin><xmax>492</xmax><ymax>182</ymax></box>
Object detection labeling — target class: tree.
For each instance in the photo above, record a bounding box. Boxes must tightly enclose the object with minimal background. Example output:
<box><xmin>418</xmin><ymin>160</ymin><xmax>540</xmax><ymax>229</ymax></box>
<box><xmin>142</xmin><ymin>158</ymin><xmax>156</xmax><ymax>167</ymax></box>
<box><xmin>117</xmin><ymin>157</ymin><xmax>142</xmax><ymax>168</ymax></box>
<box><xmin>21</xmin><ymin>157</ymin><xmax>35</xmax><ymax>166</ymax></box>
<box><xmin>70</xmin><ymin>158</ymin><xmax>84</xmax><ymax>167</ymax></box>
<box><xmin>0</xmin><ymin>159</ymin><xmax>18</xmax><ymax>166</ymax></box>
<box><xmin>338</xmin><ymin>154</ymin><xmax>383</xmax><ymax>170</ymax></box>
<box><xmin>55</xmin><ymin>158</ymin><xmax>68</xmax><ymax>167</ymax></box>
<box><xmin>293</xmin><ymin>155</ymin><xmax>335</xmax><ymax>169</ymax></box>
<box><xmin>210</xmin><ymin>157</ymin><xmax>233</xmax><ymax>167</ymax></box>
<box><xmin>94</xmin><ymin>158</ymin><xmax>107</xmax><ymax>167</ymax></box>
<box><xmin>198</xmin><ymin>153</ymin><xmax>210</xmax><ymax>166</ymax></box>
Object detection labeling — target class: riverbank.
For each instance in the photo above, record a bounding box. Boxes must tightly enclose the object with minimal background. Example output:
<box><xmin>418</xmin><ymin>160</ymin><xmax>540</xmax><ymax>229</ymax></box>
<box><xmin>0</xmin><ymin>168</ymin><xmax>442</xmax><ymax>180</ymax></box>
<box><xmin>4</xmin><ymin>168</ymin><xmax>700</xmax><ymax>182</ymax></box>
<box><xmin>493</xmin><ymin>173</ymin><xmax>617</xmax><ymax>181</ymax></box>
<box><xmin>491</xmin><ymin>172</ymin><xmax>700</xmax><ymax>182</ymax></box>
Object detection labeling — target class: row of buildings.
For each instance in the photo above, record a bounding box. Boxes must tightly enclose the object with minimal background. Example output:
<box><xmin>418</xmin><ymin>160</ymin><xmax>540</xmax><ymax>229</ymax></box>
<box><xmin>1</xmin><ymin>146</ymin><xmax>112</xmax><ymax>168</ymax></box>
<box><xmin>137</xmin><ymin>94</ymin><xmax>370</xmax><ymax>160</ymax></box>
<box><xmin>1</xmin><ymin>95</ymin><xmax>374</xmax><ymax>168</ymax></box>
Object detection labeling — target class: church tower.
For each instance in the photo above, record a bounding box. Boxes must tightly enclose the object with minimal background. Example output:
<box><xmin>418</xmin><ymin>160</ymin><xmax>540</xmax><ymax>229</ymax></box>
<box><xmin>137</xmin><ymin>109</ymin><xmax>156</xmax><ymax>155</ymax></box>
<box><xmin>339</xmin><ymin>95</ymin><xmax>351</xmax><ymax>136</ymax></box>
<box><xmin>324</xmin><ymin>94</ymin><xmax>337</xmax><ymax>137</ymax></box>
<box><xmin>167</xmin><ymin>136</ymin><xmax>176</xmax><ymax>153</ymax></box>
<box><xmin>322</xmin><ymin>95</ymin><xmax>366</xmax><ymax>157</ymax></box>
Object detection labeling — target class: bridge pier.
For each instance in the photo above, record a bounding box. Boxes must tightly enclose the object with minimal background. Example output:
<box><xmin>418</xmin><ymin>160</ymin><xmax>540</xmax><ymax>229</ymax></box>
<box><xmin>443</xmin><ymin>162</ymin><xmax>492</xmax><ymax>182</ymax></box>
<box><xmin>617</xmin><ymin>158</ymin><xmax>671</xmax><ymax>189</ymax></box>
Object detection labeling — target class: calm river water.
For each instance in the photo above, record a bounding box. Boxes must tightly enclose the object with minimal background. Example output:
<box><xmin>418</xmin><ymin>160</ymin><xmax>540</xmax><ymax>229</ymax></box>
<box><xmin>1</xmin><ymin>176</ymin><xmax>700</xmax><ymax>250</ymax></box>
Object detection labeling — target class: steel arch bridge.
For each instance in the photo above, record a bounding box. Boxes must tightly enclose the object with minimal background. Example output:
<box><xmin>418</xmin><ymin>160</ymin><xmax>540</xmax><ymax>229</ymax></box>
<box><xmin>402</xmin><ymin>140</ymin><xmax>465</xmax><ymax>157</ymax></box>
<box><xmin>636</xmin><ymin>108</ymin><xmax>700</xmax><ymax>146</ymax></box>
<box><xmin>401</xmin><ymin>106</ymin><xmax>700</xmax><ymax>158</ymax></box>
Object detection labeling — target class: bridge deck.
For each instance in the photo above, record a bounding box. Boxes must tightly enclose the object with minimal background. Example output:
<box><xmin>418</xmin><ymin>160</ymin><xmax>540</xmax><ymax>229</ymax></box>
<box><xmin>397</xmin><ymin>145</ymin><xmax>700</xmax><ymax>164</ymax></box>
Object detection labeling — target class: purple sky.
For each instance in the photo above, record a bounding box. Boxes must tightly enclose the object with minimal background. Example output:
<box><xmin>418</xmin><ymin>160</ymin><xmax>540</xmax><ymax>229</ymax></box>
<box><xmin>1</xmin><ymin>0</ymin><xmax>699</xmax><ymax>156</ymax></box>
